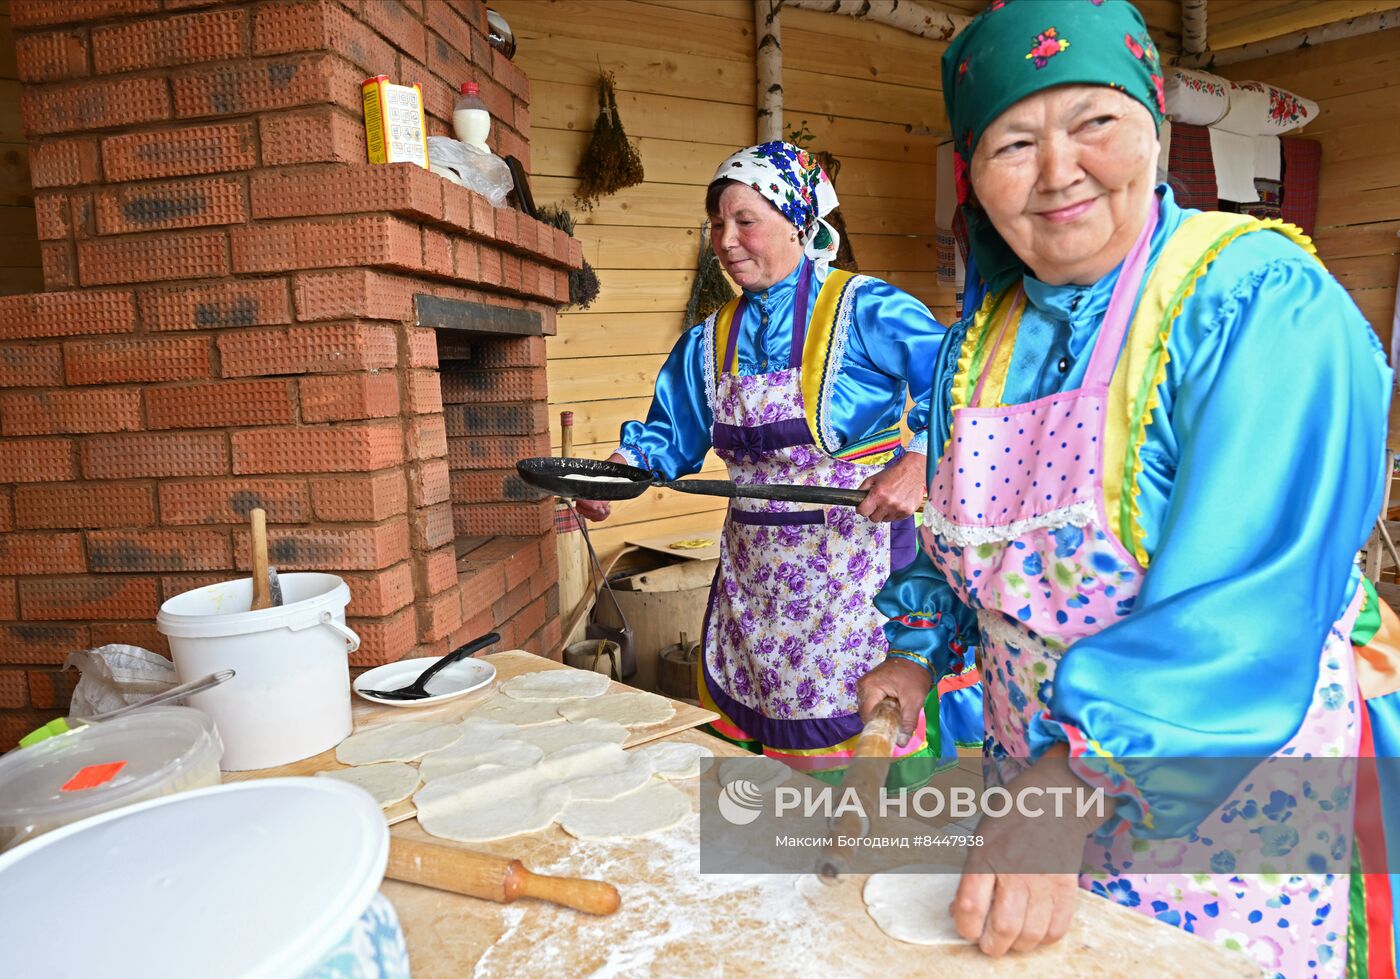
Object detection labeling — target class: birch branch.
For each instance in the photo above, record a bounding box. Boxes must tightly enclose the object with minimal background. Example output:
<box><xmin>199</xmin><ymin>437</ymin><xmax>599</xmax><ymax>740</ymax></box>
<box><xmin>1177</xmin><ymin>9</ymin><xmax>1400</xmax><ymax>68</ymax></box>
<box><xmin>755</xmin><ymin>0</ymin><xmax>784</xmax><ymax>143</ymax></box>
<box><xmin>1181</xmin><ymin>0</ymin><xmax>1208</xmax><ymax>55</ymax></box>
<box><xmin>781</xmin><ymin>0</ymin><xmax>969</xmax><ymax>42</ymax></box>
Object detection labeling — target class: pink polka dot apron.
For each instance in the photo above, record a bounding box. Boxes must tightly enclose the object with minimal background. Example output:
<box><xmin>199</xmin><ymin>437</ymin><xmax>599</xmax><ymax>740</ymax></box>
<box><xmin>697</xmin><ymin>263</ymin><xmax>934</xmax><ymax>779</ymax></box>
<box><xmin>921</xmin><ymin>208</ymin><xmax>1359</xmax><ymax>977</ymax></box>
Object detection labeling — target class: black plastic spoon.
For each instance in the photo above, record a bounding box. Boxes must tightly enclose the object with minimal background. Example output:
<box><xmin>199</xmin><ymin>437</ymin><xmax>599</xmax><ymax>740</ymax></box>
<box><xmin>358</xmin><ymin>631</ymin><xmax>501</xmax><ymax>701</ymax></box>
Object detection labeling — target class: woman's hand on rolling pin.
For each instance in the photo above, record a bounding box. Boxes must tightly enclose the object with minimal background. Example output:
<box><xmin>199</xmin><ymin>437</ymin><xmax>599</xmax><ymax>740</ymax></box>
<box><xmin>573</xmin><ymin>453</ymin><xmax>626</xmax><ymax>522</ymax></box>
<box><xmin>857</xmin><ymin>451</ymin><xmax>926</xmax><ymax>523</ymax></box>
<box><xmin>855</xmin><ymin>657</ymin><xmax>931</xmax><ymax>747</ymax></box>
<box><xmin>952</xmin><ymin>744</ymin><xmax>1114</xmax><ymax>956</ymax></box>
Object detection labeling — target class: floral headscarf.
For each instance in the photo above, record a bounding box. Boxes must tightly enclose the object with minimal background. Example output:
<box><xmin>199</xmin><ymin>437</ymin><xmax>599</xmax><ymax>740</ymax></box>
<box><xmin>942</xmin><ymin>0</ymin><xmax>1166</xmax><ymax>294</ymax></box>
<box><xmin>712</xmin><ymin>141</ymin><xmax>841</xmax><ymax>274</ymax></box>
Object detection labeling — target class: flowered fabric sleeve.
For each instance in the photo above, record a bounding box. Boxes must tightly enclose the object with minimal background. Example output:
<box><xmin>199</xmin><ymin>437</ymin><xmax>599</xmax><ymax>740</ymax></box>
<box><xmin>876</xmin><ymin>547</ymin><xmax>980</xmax><ymax>679</ymax></box>
<box><xmin>615</xmin><ymin>323</ymin><xmax>714</xmax><ymax>480</ymax></box>
<box><xmin>1027</xmin><ymin>238</ymin><xmax>1393</xmax><ymax>839</ymax></box>
<box><xmin>843</xmin><ymin>280</ymin><xmax>947</xmax><ymax>456</ymax></box>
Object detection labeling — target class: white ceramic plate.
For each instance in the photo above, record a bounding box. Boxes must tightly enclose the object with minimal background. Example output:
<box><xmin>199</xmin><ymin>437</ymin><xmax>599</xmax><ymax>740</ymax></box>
<box><xmin>353</xmin><ymin>656</ymin><xmax>496</xmax><ymax>708</ymax></box>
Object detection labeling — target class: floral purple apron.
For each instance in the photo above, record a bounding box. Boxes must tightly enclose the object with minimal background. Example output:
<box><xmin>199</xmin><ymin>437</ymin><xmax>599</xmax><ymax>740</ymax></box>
<box><xmin>921</xmin><ymin>208</ymin><xmax>1359</xmax><ymax>977</ymax></box>
<box><xmin>699</xmin><ymin>263</ymin><xmax>924</xmax><ymax>762</ymax></box>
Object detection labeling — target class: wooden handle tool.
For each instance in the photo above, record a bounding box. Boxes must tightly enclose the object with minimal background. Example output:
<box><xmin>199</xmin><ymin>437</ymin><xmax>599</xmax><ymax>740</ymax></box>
<box><xmin>386</xmin><ymin>837</ymin><xmax>621</xmax><ymax>915</ymax></box>
<box><xmin>817</xmin><ymin>697</ymin><xmax>904</xmax><ymax>881</ymax></box>
<box><xmin>249</xmin><ymin>507</ymin><xmax>272</xmax><ymax>611</ymax></box>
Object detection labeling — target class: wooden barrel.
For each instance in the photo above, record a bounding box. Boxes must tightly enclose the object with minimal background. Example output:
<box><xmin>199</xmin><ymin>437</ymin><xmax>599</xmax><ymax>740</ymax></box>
<box><xmin>657</xmin><ymin>635</ymin><xmax>700</xmax><ymax>704</ymax></box>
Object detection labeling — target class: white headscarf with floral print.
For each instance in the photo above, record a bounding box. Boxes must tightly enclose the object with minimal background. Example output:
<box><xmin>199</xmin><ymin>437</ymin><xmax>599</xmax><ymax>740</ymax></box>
<box><xmin>713</xmin><ymin>141</ymin><xmax>841</xmax><ymax>275</ymax></box>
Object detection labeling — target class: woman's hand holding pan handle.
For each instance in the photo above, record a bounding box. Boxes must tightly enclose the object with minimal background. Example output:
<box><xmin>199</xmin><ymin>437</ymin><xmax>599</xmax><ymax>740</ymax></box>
<box><xmin>572</xmin><ymin>453</ymin><xmax>626</xmax><ymax>522</ymax></box>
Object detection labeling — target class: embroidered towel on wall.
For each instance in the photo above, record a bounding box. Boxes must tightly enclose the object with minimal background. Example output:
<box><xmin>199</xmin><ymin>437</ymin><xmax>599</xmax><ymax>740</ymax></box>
<box><xmin>1166</xmin><ymin>121</ymin><xmax>1217</xmax><ymax>212</ymax></box>
<box><xmin>1165</xmin><ymin>68</ymin><xmax>1230</xmax><ymax>125</ymax></box>
<box><xmin>1254</xmin><ymin>135</ymin><xmax>1281</xmax><ymax>182</ymax></box>
<box><xmin>1280</xmin><ymin>137</ymin><xmax>1322</xmax><ymax>235</ymax></box>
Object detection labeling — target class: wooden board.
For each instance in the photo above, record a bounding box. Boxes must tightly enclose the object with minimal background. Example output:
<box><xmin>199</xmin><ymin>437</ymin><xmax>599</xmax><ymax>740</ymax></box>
<box><xmin>380</xmin><ymin>727</ymin><xmax>1259</xmax><ymax>978</ymax></box>
<box><xmin>225</xmin><ymin>650</ymin><xmax>717</xmax><ymax>826</ymax></box>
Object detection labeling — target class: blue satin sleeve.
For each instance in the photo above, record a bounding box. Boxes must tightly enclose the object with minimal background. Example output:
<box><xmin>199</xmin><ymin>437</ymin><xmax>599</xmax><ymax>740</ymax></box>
<box><xmin>615</xmin><ymin>323</ymin><xmax>713</xmax><ymax>480</ymax></box>
<box><xmin>876</xmin><ymin>316</ymin><xmax>978</xmax><ymax>673</ymax></box>
<box><xmin>1029</xmin><ymin>233</ymin><xmax>1393</xmax><ymax>838</ymax></box>
<box><xmin>842</xmin><ymin>280</ymin><xmax>947</xmax><ymax>456</ymax></box>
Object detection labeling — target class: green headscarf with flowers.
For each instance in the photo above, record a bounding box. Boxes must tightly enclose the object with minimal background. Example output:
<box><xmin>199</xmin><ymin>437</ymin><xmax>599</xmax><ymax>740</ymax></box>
<box><xmin>942</xmin><ymin>0</ymin><xmax>1166</xmax><ymax>295</ymax></box>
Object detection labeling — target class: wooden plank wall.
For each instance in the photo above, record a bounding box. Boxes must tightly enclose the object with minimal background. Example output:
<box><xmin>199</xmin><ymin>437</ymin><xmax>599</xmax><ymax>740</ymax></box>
<box><xmin>1219</xmin><ymin>27</ymin><xmax>1400</xmax><ymax>353</ymax></box>
<box><xmin>0</xmin><ymin>0</ymin><xmax>42</xmax><ymax>296</ymax></box>
<box><xmin>493</xmin><ymin>0</ymin><xmax>953</xmax><ymax>558</ymax></box>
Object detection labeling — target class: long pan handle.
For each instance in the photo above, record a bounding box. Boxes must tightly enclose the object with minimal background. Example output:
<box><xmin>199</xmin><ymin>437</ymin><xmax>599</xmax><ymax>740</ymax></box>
<box><xmin>661</xmin><ymin>479</ymin><xmax>868</xmax><ymax>507</ymax></box>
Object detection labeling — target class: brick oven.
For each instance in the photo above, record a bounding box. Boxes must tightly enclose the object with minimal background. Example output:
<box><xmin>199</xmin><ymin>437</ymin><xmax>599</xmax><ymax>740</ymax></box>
<box><xmin>0</xmin><ymin>0</ymin><xmax>580</xmax><ymax>747</ymax></box>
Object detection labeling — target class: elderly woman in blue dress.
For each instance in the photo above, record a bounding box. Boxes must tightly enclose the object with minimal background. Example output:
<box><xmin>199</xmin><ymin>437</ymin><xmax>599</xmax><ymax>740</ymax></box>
<box><xmin>861</xmin><ymin>0</ymin><xmax>1392</xmax><ymax>973</ymax></box>
<box><xmin>578</xmin><ymin>143</ymin><xmax>957</xmax><ymax>786</ymax></box>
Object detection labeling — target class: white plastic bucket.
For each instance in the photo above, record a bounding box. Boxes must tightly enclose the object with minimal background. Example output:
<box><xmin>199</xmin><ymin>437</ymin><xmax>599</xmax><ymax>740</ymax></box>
<box><xmin>156</xmin><ymin>573</ymin><xmax>359</xmax><ymax>771</ymax></box>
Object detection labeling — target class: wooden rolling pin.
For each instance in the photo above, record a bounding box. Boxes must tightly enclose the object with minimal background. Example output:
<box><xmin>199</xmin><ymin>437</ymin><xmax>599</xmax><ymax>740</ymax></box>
<box><xmin>816</xmin><ymin>697</ymin><xmax>903</xmax><ymax>881</ymax></box>
<box><xmin>386</xmin><ymin>837</ymin><xmax>621</xmax><ymax>915</ymax></box>
<box><xmin>249</xmin><ymin>507</ymin><xmax>272</xmax><ymax>611</ymax></box>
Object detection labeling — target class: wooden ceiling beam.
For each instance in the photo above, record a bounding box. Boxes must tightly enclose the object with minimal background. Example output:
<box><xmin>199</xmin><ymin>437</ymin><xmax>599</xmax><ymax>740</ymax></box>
<box><xmin>1177</xmin><ymin>7</ymin><xmax>1400</xmax><ymax>67</ymax></box>
<box><xmin>780</xmin><ymin>0</ymin><xmax>970</xmax><ymax>42</ymax></box>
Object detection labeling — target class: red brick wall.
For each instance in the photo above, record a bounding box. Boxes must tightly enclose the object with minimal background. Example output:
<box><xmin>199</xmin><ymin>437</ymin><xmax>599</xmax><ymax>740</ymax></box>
<box><xmin>0</xmin><ymin>0</ymin><xmax>576</xmax><ymax>748</ymax></box>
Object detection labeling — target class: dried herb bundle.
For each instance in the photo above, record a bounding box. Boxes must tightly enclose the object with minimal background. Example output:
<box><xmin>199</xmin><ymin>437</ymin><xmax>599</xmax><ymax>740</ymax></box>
<box><xmin>538</xmin><ymin>204</ymin><xmax>600</xmax><ymax>310</ymax></box>
<box><xmin>575</xmin><ymin>71</ymin><xmax>644</xmax><ymax>210</ymax></box>
<box><xmin>685</xmin><ymin>220</ymin><xmax>735</xmax><ymax>325</ymax></box>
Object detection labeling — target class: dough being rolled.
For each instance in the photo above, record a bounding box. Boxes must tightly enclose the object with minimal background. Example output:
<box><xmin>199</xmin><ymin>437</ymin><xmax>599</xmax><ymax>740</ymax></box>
<box><xmin>862</xmin><ymin>869</ymin><xmax>966</xmax><ymax>945</ymax></box>
<box><xmin>558</xmin><ymin>691</ymin><xmax>675</xmax><ymax>728</ymax></box>
<box><xmin>316</xmin><ymin>762</ymin><xmax>420</xmax><ymax>808</ymax></box>
<box><xmin>335</xmin><ymin>720</ymin><xmax>463</xmax><ymax>765</ymax></box>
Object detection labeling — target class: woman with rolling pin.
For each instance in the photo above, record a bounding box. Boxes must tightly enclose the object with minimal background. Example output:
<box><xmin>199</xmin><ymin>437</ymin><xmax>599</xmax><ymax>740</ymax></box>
<box><xmin>863</xmin><ymin>0</ymin><xmax>1391</xmax><ymax>972</ymax></box>
<box><xmin>576</xmin><ymin>141</ymin><xmax>963</xmax><ymax>788</ymax></box>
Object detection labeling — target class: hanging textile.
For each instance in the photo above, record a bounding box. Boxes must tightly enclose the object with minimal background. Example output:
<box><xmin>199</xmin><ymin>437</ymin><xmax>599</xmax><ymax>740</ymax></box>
<box><xmin>1281</xmin><ymin>137</ymin><xmax>1322</xmax><ymax>235</ymax></box>
<box><xmin>1166</xmin><ymin>121</ymin><xmax>1217</xmax><ymax>212</ymax></box>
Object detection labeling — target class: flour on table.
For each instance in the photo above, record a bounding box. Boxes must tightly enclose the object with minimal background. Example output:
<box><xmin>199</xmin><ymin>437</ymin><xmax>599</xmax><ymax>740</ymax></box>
<box><xmin>633</xmin><ymin>741</ymin><xmax>706</xmax><ymax>780</ymax></box>
<box><xmin>558</xmin><ymin>691</ymin><xmax>676</xmax><ymax>727</ymax></box>
<box><xmin>512</xmin><ymin>718</ymin><xmax>629</xmax><ymax>754</ymax></box>
<box><xmin>558</xmin><ymin>779</ymin><xmax>691</xmax><ymax>839</ymax></box>
<box><xmin>316</xmin><ymin>762</ymin><xmax>419</xmax><ymax>807</ymax></box>
<box><xmin>469</xmin><ymin>692</ymin><xmax>576</xmax><ymax>726</ymax></box>
<box><xmin>418</xmin><ymin>738</ymin><xmax>544</xmax><ymax>782</ymax></box>
<box><xmin>718</xmin><ymin>754</ymin><xmax>790</xmax><ymax>792</ymax></box>
<box><xmin>335</xmin><ymin>720</ymin><xmax>463</xmax><ymax>765</ymax></box>
<box><xmin>499</xmin><ymin>670</ymin><xmax>611</xmax><ymax>701</ymax></box>
<box><xmin>414</xmin><ymin>763</ymin><xmax>570</xmax><ymax>843</ymax></box>
<box><xmin>539</xmin><ymin>741</ymin><xmax>655</xmax><ymax>801</ymax></box>
<box><xmin>862</xmin><ymin>868</ymin><xmax>966</xmax><ymax>945</ymax></box>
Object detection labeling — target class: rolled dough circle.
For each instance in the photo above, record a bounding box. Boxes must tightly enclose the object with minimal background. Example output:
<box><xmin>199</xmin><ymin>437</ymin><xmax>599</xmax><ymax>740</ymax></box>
<box><xmin>335</xmin><ymin>720</ymin><xmax>463</xmax><ymax>765</ymax></box>
<box><xmin>499</xmin><ymin>670</ymin><xmax>611</xmax><ymax>701</ymax></box>
<box><xmin>862</xmin><ymin>868</ymin><xmax>966</xmax><ymax>945</ymax></box>
<box><xmin>558</xmin><ymin>691</ymin><xmax>676</xmax><ymax>727</ymax></box>
<box><xmin>558</xmin><ymin>779</ymin><xmax>692</xmax><ymax>840</ymax></box>
<box><xmin>316</xmin><ymin>762</ymin><xmax>420</xmax><ymax>807</ymax></box>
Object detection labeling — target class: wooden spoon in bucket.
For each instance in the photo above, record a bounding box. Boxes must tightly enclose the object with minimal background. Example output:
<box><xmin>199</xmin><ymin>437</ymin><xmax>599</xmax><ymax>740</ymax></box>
<box><xmin>249</xmin><ymin>508</ymin><xmax>282</xmax><ymax>611</ymax></box>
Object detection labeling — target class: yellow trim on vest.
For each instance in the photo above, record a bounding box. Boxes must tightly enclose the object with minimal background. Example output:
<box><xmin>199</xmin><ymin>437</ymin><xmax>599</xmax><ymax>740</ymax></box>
<box><xmin>712</xmin><ymin>296</ymin><xmax>742</xmax><ymax>377</ymax></box>
<box><xmin>974</xmin><ymin>291</ymin><xmax>1027</xmax><ymax>409</ymax></box>
<box><xmin>1111</xmin><ymin>213</ymin><xmax>1319</xmax><ymax>565</ymax></box>
<box><xmin>800</xmin><ymin>268</ymin><xmax>857</xmax><ymax>454</ymax></box>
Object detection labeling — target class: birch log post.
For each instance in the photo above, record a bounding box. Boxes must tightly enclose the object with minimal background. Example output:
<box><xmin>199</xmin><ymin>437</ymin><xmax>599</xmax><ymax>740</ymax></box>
<box><xmin>1178</xmin><ymin>9</ymin><xmax>1400</xmax><ymax>68</ymax></box>
<box><xmin>755</xmin><ymin>0</ymin><xmax>783</xmax><ymax>143</ymax></box>
<box><xmin>782</xmin><ymin>0</ymin><xmax>969</xmax><ymax>43</ymax></box>
<box><xmin>1181</xmin><ymin>0</ymin><xmax>1208</xmax><ymax>56</ymax></box>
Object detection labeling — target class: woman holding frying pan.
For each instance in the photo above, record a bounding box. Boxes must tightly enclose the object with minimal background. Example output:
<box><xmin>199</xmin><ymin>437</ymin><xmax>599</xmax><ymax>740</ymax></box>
<box><xmin>576</xmin><ymin>142</ymin><xmax>972</xmax><ymax>788</ymax></box>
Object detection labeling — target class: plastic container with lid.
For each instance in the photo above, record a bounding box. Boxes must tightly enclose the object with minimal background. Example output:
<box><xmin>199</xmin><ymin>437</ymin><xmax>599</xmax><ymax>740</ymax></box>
<box><xmin>0</xmin><ymin>778</ymin><xmax>409</xmax><ymax>979</ymax></box>
<box><xmin>453</xmin><ymin>81</ymin><xmax>492</xmax><ymax>152</ymax></box>
<box><xmin>0</xmin><ymin>706</ymin><xmax>222</xmax><ymax>852</ymax></box>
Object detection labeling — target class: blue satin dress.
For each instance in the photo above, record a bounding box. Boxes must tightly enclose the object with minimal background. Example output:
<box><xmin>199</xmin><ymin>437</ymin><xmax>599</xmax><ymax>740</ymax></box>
<box><xmin>878</xmin><ymin>186</ymin><xmax>1392</xmax><ymax>836</ymax></box>
<box><xmin>613</xmin><ymin>261</ymin><xmax>941</xmax><ymax>476</ymax></box>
